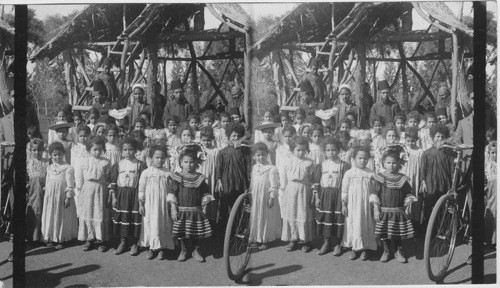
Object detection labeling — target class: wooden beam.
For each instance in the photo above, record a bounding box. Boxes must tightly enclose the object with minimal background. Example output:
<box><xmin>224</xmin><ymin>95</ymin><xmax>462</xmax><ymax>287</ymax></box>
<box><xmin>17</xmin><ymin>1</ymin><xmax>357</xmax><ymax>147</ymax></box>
<box><xmin>160</xmin><ymin>30</ymin><xmax>244</xmax><ymax>43</ymax></box>
<box><xmin>397</xmin><ymin>42</ymin><xmax>409</xmax><ymax>112</ymax></box>
<box><xmin>353</xmin><ymin>42</ymin><xmax>366</xmax><ymax>109</ymax></box>
<box><xmin>86</xmin><ymin>41</ymin><xmax>140</xmax><ymax>46</ymax></box>
<box><xmin>244</xmin><ymin>30</ymin><xmax>253</xmax><ymax>130</ymax></box>
<box><xmin>406</xmin><ymin>61</ymin><xmax>437</xmax><ymax>105</ymax></box>
<box><xmin>281</xmin><ymin>50</ymin><xmax>300</xmax><ymax>86</ymax></box>
<box><xmin>132</xmin><ymin>48</ymin><xmax>146</xmax><ymax>84</ymax></box>
<box><xmin>450</xmin><ymin>32</ymin><xmax>458</xmax><ymax>126</ymax></box>
<box><xmin>147</xmin><ymin>42</ymin><xmax>158</xmax><ymax>108</ymax></box>
<box><xmin>197</xmin><ymin>61</ymin><xmax>226</xmax><ymax>106</ymax></box>
<box><xmin>158</xmin><ymin>51</ymin><xmax>244</xmax><ymax>61</ymax></box>
<box><xmin>202</xmin><ymin>59</ymin><xmax>231</xmax><ymax>109</ymax></box>
<box><xmin>368</xmin><ymin>31</ymin><xmax>451</xmax><ymax>43</ymax></box>
<box><xmin>120</xmin><ymin>39</ymin><xmax>129</xmax><ymax>98</ymax></box>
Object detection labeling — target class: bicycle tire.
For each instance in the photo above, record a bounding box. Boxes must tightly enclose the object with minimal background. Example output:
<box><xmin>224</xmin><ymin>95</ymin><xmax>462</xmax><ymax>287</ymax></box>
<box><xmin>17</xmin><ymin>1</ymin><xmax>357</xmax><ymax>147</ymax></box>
<box><xmin>424</xmin><ymin>193</ymin><xmax>458</xmax><ymax>282</ymax></box>
<box><xmin>223</xmin><ymin>192</ymin><xmax>252</xmax><ymax>281</ymax></box>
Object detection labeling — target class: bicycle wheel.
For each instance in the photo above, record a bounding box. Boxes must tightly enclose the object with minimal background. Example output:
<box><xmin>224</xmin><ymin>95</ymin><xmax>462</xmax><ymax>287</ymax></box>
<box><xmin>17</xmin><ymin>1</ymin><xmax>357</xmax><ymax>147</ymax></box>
<box><xmin>424</xmin><ymin>193</ymin><xmax>458</xmax><ymax>282</ymax></box>
<box><xmin>223</xmin><ymin>192</ymin><xmax>252</xmax><ymax>280</ymax></box>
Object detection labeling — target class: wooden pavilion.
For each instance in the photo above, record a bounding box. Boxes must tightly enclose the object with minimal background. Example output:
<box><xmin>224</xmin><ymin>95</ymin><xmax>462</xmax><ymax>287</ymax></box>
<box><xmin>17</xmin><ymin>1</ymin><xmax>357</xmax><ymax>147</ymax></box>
<box><xmin>252</xmin><ymin>2</ymin><xmax>473</xmax><ymax>126</ymax></box>
<box><xmin>30</xmin><ymin>3</ymin><xmax>254</xmax><ymax>127</ymax></box>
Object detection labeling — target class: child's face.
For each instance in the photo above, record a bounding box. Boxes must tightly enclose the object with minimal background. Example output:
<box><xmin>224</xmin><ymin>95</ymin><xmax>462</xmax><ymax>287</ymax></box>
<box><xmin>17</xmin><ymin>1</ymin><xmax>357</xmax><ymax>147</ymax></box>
<box><xmin>56</xmin><ymin>111</ymin><xmax>65</xmax><ymax>122</ymax></box>
<box><xmin>347</xmin><ymin>115</ymin><xmax>356</xmax><ymax>127</ymax></box>
<box><xmin>231</xmin><ymin>114</ymin><xmax>241</xmax><ymax>123</ymax></box>
<box><xmin>293</xmin><ymin>144</ymin><xmax>307</xmax><ymax>159</ymax></box>
<box><xmin>395</xmin><ymin>119</ymin><xmax>405</xmax><ymax>132</ymax></box>
<box><xmin>152</xmin><ymin>150</ymin><xmax>166</xmax><ymax>168</ymax></box>
<box><xmin>295</xmin><ymin>114</ymin><xmax>304</xmax><ymax>125</ymax></box>
<box><xmin>405</xmin><ymin>136</ymin><xmax>418</xmax><ymax>149</ymax></box>
<box><xmin>154</xmin><ymin>137</ymin><xmax>167</xmax><ymax>146</ymax></box>
<box><xmin>281</xmin><ymin>116</ymin><xmax>290</xmax><ymax>126</ymax></box>
<box><xmin>140</xmin><ymin>114</ymin><xmax>150</xmax><ymax>124</ymax></box>
<box><xmin>282</xmin><ymin>131</ymin><xmax>294</xmax><ymax>145</ymax></box>
<box><xmin>407</xmin><ymin>117</ymin><xmax>418</xmax><ymax>128</ymax></box>
<box><xmin>311</xmin><ymin>130</ymin><xmax>321</xmax><ymax>144</ymax></box>
<box><xmin>56</xmin><ymin>128</ymin><xmax>68</xmax><ymax>140</ymax></box>
<box><xmin>288</xmin><ymin>111</ymin><xmax>296</xmax><ymax>120</ymax></box>
<box><xmin>78</xmin><ymin>130</ymin><xmax>88</xmax><ymax>145</ymax></box>
<box><xmin>262</xmin><ymin>128</ymin><xmax>274</xmax><ymax>141</ymax></box>
<box><xmin>438</xmin><ymin>115</ymin><xmax>448</xmax><ymax>125</ymax></box>
<box><xmin>134</xmin><ymin>122</ymin><xmax>145</xmax><ymax>132</ymax></box>
<box><xmin>167</xmin><ymin>121</ymin><xmax>177</xmax><ymax>134</ymax></box>
<box><xmin>96</xmin><ymin>126</ymin><xmax>106</xmax><ymax>137</ymax></box>
<box><xmin>301</xmin><ymin>127</ymin><xmax>310</xmax><ymax>138</ymax></box>
<box><xmin>254</xmin><ymin>150</ymin><xmax>268</xmax><ymax>164</ymax></box>
<box><xmin>180</xmin><ymin>130</ymin><xmax>193</xmax><ymax>144</ymax></box>
<box><xmin>489</xmin><ymin>148</ymin><xmax>497</xmax><ymax>162</ymax></box>
<box><xmin>189</xmin><ymin>118</ymin><xmax>199</xmax><ymax>129</ymax></box>
<box><xmin>325</xmin><ymin>144</ymin><xmax>339</xmax><ymax>160</ymax></box>
<box><xmin>229</xmin><ymin>131</ymin><xmax>241</xmax><ymax>143</ymax></box>
<box><xmin>427</xmin><ymin>117</ymin><xmax>436</xmax><ymax>128</ymax></box>
<box><xmin>202</xmin><ymin>117</ymin><xmax>213</xmax><ymax>127</ymax></box>
<box><xmin>180</xmin><ymin>155</ymin><xmax>196</xmax><ymax>173</ymax></box>
<box><xmin>322</xmin><ymin>119</ymin><xmax>333</xmax><ymax>128</ymax></box>
<box><xmin>360</xmin><ymin>137</ymin><xmax>371</xmax><ymax>148</ymax></box>
<box><xmin>106</xmin><ymin>130</ymin><xmax>118</xmax><ymax>144</ymax></box>
<box><xmin>221</xmin><ymin>117</ymin><xmax>231</xmax><ymax>128</ymax></box>
<box><xmin>354</xmin><ymin>150</ymin><xmax>369</xmax><ymax>169</ymax></box>
<box><xmin>200</xmin><ymin>136</ymin><xmax>212</xmax><ymax>147</ymax></box>
<box><xmin>89</xmin><ymin>115</ymin><xmax>98</xmax><ymax>125</ymax></box>
<box><xmin>433</xmin><ymin>132</ymin><xmax>446</xmax><ymax>148</ymax></box>
<box><xmin>263</xmin><ymin>112</ymin><xmax>273</xmax><ymax>123</ymax></box>
<box><xmin>30</xmin><ymin>144</ymin><xmax>43</xmax><ymax>159</ymax></box>
<box><xmin>385</xmin><ymin>130</ymin><xmax>398</xmax><ymax>144</ymax></box>
<box><xmin>339</xmin><ymin>88</ymin><xmax>350</xmax><ymax>103</ymax></box>
<box><xmin>122</xmin><ymin>143</ymin><xmax>135</xmax><ymax>159</ymax></box>
<box><xmin>89</xmin><ymin>143</ymin><xmax>104</xmax><ymax>158</ymax></box>
<box><xmin>383</xmin><ymin>156</ymin><xmax>399</xmax><ymax>174</ymax></box>
<box><xmin>28</xmin><ymin>132</ymin><xmax>34</xmax><ymax>140</ymax></box>
<box><xmin>51</xmin><ymin>150</ymin><xmax>64</xmax><ymax>164</ymax></box>
<box><xmin>74</xmin><ymin>116</ymin><xmax>82</xmax><ymax>126</ymax></box>
<box><xmin>372</xmin><ymin>121</ymin><xmax>383</xmax><ymax>134</ymax></box>
<box><xmin>340</xmin><ymin>122</ymin><xmax>350</xmax><ymax>132</ymax></box>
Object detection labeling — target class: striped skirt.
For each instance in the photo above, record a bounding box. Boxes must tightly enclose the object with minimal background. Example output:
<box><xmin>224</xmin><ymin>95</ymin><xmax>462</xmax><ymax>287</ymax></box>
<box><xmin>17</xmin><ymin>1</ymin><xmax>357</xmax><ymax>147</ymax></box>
<box><xmin>173</xmin><ymin>206</ymin><xmax>212</xmax><ymax>239</ymax></box>
<box><xmin>112</xmin><ymin>187</ymin><xmax>142</xmax><ymax>238</ymax></box>
<box><xmin>375</xmin><ymin>207</ymin><xmax>414</xmax><ymax>240</ymax></box>
<box><xmin>315</xmin><ymin>187</ymin><xmax>344</xmax><ymax>239</ymax></box>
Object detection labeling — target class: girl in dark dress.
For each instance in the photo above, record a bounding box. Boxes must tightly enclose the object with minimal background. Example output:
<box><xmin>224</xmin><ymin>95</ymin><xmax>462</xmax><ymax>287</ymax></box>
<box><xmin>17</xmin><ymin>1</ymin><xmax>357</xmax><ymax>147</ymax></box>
<box><xmin>371</xmin><ymin>147</ymin><xmax>416</xmax><ymax>263</ymax></box>
<box><xmin>169</xmin><ymin>144</ymin><xmax>214</xmax><ymax>262</ymax></box>
<box><xmin>110</xmin><ymin>137</ymin><xmax>147</xmax><ymax>256</ymax></box>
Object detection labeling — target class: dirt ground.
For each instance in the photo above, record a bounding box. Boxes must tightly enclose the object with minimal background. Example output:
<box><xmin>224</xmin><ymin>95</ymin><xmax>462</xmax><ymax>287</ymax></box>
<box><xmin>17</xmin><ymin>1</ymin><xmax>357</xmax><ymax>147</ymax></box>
<box><xmin>0</xmin><ymin>233</ymin><xmax>496</xmax><ymax>287</ymax></box>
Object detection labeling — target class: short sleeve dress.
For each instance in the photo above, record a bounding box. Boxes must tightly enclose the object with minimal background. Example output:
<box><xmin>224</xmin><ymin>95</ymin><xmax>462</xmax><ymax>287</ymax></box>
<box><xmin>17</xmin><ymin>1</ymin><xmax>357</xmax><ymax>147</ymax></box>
<box><xmin>26</xmin><ymin>157</ymin><xmax>49</xmax><ymax>241</ymax></box>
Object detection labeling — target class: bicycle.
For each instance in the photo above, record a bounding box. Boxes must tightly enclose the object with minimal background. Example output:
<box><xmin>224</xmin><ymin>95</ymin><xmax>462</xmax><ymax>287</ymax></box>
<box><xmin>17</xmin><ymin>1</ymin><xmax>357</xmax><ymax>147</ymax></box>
<box><xmin>423</xmin><ymin>143</ymin><xmax>474</xmax><ymax>282</ymax></box>
<box><xmin>223</xmin><ymin>190</ymin><xmax>254</xmax><ymax>281</ymax></box>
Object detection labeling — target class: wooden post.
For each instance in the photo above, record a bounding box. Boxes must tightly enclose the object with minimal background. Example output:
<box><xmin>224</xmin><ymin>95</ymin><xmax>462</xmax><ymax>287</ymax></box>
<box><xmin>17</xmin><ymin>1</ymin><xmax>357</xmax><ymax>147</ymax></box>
<box><xmin>244</xmin><ymin>29</ymin><xmax>253</xmax><ymax>130</ymax></box>
<box><xmin>62</xmin><ymin>50</ymin><xmax>77</xmax><ymax>106</ymax></box>
<box><xmin>163</xmin><ymin>59</ymin><xmax>168</xmax><ymax>97</ymax></box>
<box><xmin>120</xmin><ymin>39</ymin><xmax>129</xmax><ymax>101</ymax></box>
<box><xmin>281</xmin><ymin>50</ymin><xmax>300</xmax><ymax>86</ymax></box>
<box><xmin>397</xmin><ymin>42</ymin><xmax>409</xmax><ymax>112</ymax></box>
<box><xmin>272</xmin><ymin>51</ymin><xmax>283</xmax><ymax>105</ymax></box>
<box><xmin>353</xmin><ymin>42</ymin><xmax>366</xmax><ymax>107</ymax></box>
<box><xmin>187</xmin><ymin>43</ymin><xmax>199</xmax><ymax>114</ymax></box>
<box><xmin>372</xmin><ymin>60</ymin><xmax>377</xmax><ymax>102</ymax></box>
<box><xmin>450</xmin><ymin>32</ymin><xmax>458</xmax><ymax>126</ymax></box>
<box><xmin>276</xmin><ymin>51</ymin><xmax>290</xmax><ymax>103</ymax></box>
<box><xmin>147</xmin><ymin>42</ymin><xmax>158</xmax><ymax>106</ymax></box>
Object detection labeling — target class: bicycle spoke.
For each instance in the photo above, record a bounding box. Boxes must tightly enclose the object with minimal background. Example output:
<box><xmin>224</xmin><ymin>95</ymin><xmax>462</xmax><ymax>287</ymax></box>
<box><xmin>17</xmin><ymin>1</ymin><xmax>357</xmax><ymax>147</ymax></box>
<box><xmin>428</xmin><ymin>201</ymin><xmax>456</xmax><ymax>278</ymax></box>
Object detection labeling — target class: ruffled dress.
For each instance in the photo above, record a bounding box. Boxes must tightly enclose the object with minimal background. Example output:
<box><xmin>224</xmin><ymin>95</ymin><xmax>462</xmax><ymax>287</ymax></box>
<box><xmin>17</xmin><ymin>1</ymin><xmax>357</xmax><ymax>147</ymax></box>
<box><xmin>341</xmin><ymin>166</ymin><xmax>377</xmax><ymax>251</ymax></box>
<box><xmin>41</xmin><ymin>163</ymin><xmax>78</xmax><ymax>243</ymax></box>
<box><xmin>169</xmin><ymin>172</ymin><xmax>213</xmax><ymax>239</ymax></box>
<box><xmin>26</xmin><ymin>157</ymin><xmax>49</xmax><ymax>241</ymax></box>
<box><xmin>249</xmin><ymin>164</ymin><xmax>282</xmax><ymax>243</ymax></box>
<box><xmin>139</xmin><ymin>166</ymin><xmax>175</xmax><ymax>250</ymax></box>
<box><xmin>313</xmin><ymin>159</ymin><xmax>350</xmax><ymax>239</ymax></box>
<box><xmin>110</xmin><ymin>159</ymin><xmax>147</xmax><ymax>238</ymax></box>
<box><xmin>370</xmin><ymin>172</ymin><xmax>416</xmax><ymax>240</ymax></box>
<box><xmin>279</xmin><ymin>155</ymin><xmax>316</xmax><ymax>242</ymax></box>
<box><xmin>76</xmin><ymin>156</ymin><xmax>111</xmax><ymax>242</ymax></box>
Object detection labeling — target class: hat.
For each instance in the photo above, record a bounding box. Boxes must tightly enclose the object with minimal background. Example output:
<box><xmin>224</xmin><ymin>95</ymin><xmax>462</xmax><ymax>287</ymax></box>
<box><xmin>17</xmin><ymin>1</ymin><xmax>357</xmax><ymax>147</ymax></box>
<box><xmin>171</xmin><ymin>79</ymin><xmax>183</xmax><ymax>90</ymax></box>
<box><xmin>229</xmin><ymin>107</ymin><xmax>241</xmax><ymax>116</ymax></box>
<box><xmin>49</xmin><ymin>122</ymin><xmax>74</xmax><ymax>131</ymax></box>
<box><xmin>109</xmin><ymin>107</ymin><xmax>131</xmax><ymax>120</ymax></box>
<box><xmin>436</xmin><ymin>108</ymin><xmax>447</xmax><ymax>117</ymax></box>
<box><xmin>377</xmin><ymin>80</ymin><xmax>390</xmax><ymax>91</ymax></box>
<box><xmin>132</xmin><ymin>83</ymin><xmax>145</xmax><ymax>92</ymax></box>
<box><xmin>305</xmin><ymin>115</ymin><xmax>321</xmax><ymax>125</ymax></box>
<box><xmin>255</xmin><ymin>123</ymin><xmax>280</xmax><ymax>131</ymax></box>
<box><xmin>466</xmin><ymin>78</ymin><xmax>474</xmax><ymax>95</ymax></box>
<box><xmin>310</xmin><ymin>58</ymin><xmax>321</xmax><ymax>69</ymax></box>
<box><xmin>299</xmin><ymin>80</ymin><xmax>314</xmax><ymax>93</ymax></box>
<box><xmin>102</xmin><ymin>57</ymin><xmax>112</xmax><ymax>67</ymax></box>
<box><xmin>338</xmin><ymin>83</ymin><xmax>352</xmax><ymax>92</ymax></box>
<box><xmin>315</xmin><ymin>107</ymin><xmax>339</xmax><ymax>120</ymax></box>
<box><xmin>93</xmin><ymin>79</ymin><xmax>107</xmax><ymax>92</ymax></box>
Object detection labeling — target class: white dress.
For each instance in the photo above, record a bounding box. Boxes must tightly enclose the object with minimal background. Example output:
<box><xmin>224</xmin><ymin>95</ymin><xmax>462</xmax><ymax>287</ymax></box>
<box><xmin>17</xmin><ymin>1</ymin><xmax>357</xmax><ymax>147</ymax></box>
<box><xmin>70</xmin><ymin>143</ymin><xmax>88</xmax><ymax>217</ymax></box>
<box><xmin>249</xmin><ymin>164</ymin><xmax>282</xmax><ymax>243</ymax></box>
<box><xmin>138</xmin><ymin>166</ymin><xmax>175</xmax><ymax>250</ymax></box>
<box><xmin>198</xmin><ymin>146</ymin><xmax>219</xmax><ymax>220</ymax></box>
<box><xmin>279</xmin><ymin>155</ymin><xmax>316</xmax><ymax>242</ymax></box>
<box><xmin>401</xmin><ymin>147</ymin><xmax>424</xmax><ymax>222</ymax></box>
<box><xmin>41</xmin><ymin>163</ymin><xmax>78</xmax><ymax>243</ymax></box>
<box><xmin>104</xmin><ymin>143</ymin><xmax>121</xmax><ymax>167</ymax></box>
<box><xmin>341</xmin><ymin>166</ymin><xmax>377</xmax><ymax>251</ymax></box>
<box><xmin>308</xmin><ymin>142</ymin><xmax>325</xmax><ymax>166</ymax></box>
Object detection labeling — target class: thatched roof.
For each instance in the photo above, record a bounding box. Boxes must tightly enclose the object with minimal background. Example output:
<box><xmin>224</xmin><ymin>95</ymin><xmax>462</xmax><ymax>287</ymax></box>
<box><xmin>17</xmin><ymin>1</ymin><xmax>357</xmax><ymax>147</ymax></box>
<box><xmin>0</xmin><ymin>19</ymin><xmax>14</xmax><ymax>50</ymax></box>
<box><xmin>253</xmin><ymin>2</ymin><xmax>473</xmax><ymax>58</ymax></box>
<box><xmin>30</xmin><ymin>3</ymin><xmax>250</xmax><ymax>61</ymax></box>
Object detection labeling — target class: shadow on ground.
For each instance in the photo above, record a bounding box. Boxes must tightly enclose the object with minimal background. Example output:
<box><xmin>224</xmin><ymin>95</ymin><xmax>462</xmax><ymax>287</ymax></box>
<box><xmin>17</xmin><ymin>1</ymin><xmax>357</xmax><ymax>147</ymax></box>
<box><xmin>25</xmin><ymin>263</ymin><xmax>100</xmax><ymax>288</ymax></box>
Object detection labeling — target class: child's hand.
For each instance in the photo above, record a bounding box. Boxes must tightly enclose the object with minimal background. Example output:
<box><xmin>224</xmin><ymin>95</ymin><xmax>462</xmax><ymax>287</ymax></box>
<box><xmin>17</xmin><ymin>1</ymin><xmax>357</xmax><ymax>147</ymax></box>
<box><xmin>419</xmin><ymin>181</ymin><xmax>427</xmax><ymax>197</ymax></box>
<box><xmin>216</xmin><ymin>180</ymin><xmax>223</xmax><ymax>193</ymax></box>
<box><xmin>171</xmin><ymin>209</ymin><xmax>178</xmax><ymax>221</ymax></box>
<box><xmin>405</xmin><ymin>205</ymin><xmax>411</xmax><ymax>215</ymax></box>
<box><xmin>64</xmin><ymin>197</ymin><xmax>70</xmax><ymax>208</ymax></box>
<box><xmin>112</xmin><ymin>198</ymin><xmax>118</xmax><ymax>208</ymax></box>
<box><xmin>374</xmin><ymin>210</ymin><xmax>380</xmax><ymax>221</ymax></box>
<box><xmin>314</xmin><ymin>194</ymin><xmax>321</xmax><ymax>209</ymax></box>
<box><xmin>139</xmin><ymin>205</ymin><xmax>145</xmax><ymax>216</ymax></box>
<box><xmin>267</xmin><ymin>197</ymin><xmax>274</xmax><ymax>209</ymax></box>
<box><xmin>342</xmin><ymin>204</ymin><xmax>348</xmax><ymax>217</ymax></box>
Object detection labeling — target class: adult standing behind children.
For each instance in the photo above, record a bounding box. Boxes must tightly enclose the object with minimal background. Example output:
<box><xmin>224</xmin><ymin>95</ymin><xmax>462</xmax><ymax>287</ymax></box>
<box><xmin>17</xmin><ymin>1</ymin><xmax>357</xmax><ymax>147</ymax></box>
<box><xmin>151</xmin><ymin>82</ymin><xmax>166</xmax><ymax>129</ymax></box>
<box><xmin>95</xmin><ymin>57</ymin><xmax>121</xmax><ymax>107</ymax></box>
<box><xmin>370</xmin><ymin>80</ymin><xmax>401</xmax><ymax>125</ymax></box>
<box><xmin>163</xmin><ymin>79</ymin><xmax>193</xmax><ymax>124</ymax></box>
<box><xmin>333</xmin><ymin>84</ymin><xmax>362</xmax><ymax>130</ymax></box>
<box><xmin>128</xmin><ymin>83</ymin><xmax>152</xmax><ymax>127</ymax></box>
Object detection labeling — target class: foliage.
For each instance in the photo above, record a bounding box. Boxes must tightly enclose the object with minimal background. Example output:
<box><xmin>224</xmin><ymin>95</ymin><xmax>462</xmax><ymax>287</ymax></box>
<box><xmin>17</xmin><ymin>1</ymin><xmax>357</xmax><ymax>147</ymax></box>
<box><xmin>462</xmin><ymin>10</ymin><xmax>496</xmax><ymax>47</ymax></box>
<box><xmin>28</xmin><ymin>58</ymin><xmax>66</xmax><ymax>116</ymax></box>
<box><xmin>4</xmin><ymin>8</ymin><xmax>45</xmax><ymax>46</ymax></box>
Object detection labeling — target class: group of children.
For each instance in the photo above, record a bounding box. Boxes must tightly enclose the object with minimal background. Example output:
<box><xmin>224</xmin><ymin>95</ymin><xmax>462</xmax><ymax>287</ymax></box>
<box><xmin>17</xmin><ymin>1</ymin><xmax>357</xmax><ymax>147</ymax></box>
<box><xmin>25</xmin><ymin>95</ymin><xmax>496</xmax><ymax>265</ymax></box>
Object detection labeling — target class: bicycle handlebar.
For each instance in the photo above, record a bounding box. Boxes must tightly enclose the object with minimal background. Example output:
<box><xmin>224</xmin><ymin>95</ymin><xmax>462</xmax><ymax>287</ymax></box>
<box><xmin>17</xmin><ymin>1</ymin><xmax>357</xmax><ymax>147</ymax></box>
<box><xmin>441</xmin><ymin>143</ymin><xmax>474</xmax><ymax>152</ymax></box>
